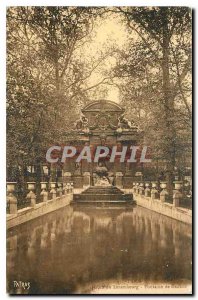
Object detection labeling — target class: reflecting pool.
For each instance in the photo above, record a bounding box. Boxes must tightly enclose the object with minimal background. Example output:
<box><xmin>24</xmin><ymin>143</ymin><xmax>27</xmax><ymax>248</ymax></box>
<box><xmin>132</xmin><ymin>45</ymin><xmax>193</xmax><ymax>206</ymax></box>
<box><xmin>7</xmin><ymin>204</ymin><xmax>192</xmax><ymax>294</ymax></box>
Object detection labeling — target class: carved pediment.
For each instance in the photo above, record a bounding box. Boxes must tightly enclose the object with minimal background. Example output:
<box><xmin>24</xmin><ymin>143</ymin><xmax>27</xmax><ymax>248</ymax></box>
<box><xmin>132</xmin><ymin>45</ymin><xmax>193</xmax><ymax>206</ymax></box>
<box><xmin>74</xmin><ymin>100</ymin><xmax>138</xmax><ymax>136</ymax></box>
<box><xmin>81</xmin><ymin>100</ymin><xmax>124</xmax><ymax>131</ymax></box>
<box><xmin>82</xmin><ymin>100</ymin><xmax>124</xmax><ymax>113</ymax></box>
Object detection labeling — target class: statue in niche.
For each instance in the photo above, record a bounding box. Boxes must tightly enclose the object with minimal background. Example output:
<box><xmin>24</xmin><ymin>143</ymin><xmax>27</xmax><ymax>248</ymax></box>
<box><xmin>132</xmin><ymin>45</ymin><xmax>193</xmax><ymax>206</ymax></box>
<box><xmin>75</xmin><ymin>114</ymin><xmax>90</xmax><ymax>134</ymax></box>
<box><xmin>100</xmin><ymin>133</ymin><xmax>107</xmax><ymax>146</ymax></box>
<box><xmin>94</xmin><ymin>162</ymin><xmax>111</xmax><ymax>186</ymax></box>
<box><xmin>74</xmin><ymin>162</ymin><xmax>81</xmax><ymax>175</ymax></box>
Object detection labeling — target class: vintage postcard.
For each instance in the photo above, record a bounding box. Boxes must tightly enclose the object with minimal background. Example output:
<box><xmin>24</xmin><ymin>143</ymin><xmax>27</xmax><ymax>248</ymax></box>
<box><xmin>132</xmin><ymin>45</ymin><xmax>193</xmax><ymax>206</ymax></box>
<box><xmin>6</xmin><ymin>6</ymin><xmax>192</xmax><ymax>295</ymax></box>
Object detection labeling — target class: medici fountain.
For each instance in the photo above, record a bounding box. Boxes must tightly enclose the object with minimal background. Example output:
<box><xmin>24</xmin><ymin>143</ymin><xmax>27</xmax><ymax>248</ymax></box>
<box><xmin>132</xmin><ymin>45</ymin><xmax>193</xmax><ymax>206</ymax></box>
<box><xmin>61</xmin><ymin>100</ymin><xmax>142</xmax><ymax>204</ymax></box>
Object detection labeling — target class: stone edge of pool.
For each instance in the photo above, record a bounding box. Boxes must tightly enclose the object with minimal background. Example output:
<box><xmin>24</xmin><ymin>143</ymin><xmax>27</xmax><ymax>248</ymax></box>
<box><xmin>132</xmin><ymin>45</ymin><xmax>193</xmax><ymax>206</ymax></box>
<box><xmin>6</xmin><ymin>190</ymin><xmax>192</xmax><ymax>229</ymax></box>
<box><xmin>130</xmin><ymin>191</ymin><xmax>192</xmax><ymax>225</ymax></box>
<box><xmin>6</xmin><ymin>194</ymin><xmax>73</xmax><ymax>229</ymax></box>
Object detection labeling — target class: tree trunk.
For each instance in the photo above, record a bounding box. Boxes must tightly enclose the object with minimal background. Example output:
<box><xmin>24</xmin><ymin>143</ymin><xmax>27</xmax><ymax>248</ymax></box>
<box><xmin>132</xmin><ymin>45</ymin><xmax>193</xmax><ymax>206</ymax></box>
<box><xmin>161</xmin><ymin>8</ymin><xmax>176</xmax><ymax>195</ymax></box>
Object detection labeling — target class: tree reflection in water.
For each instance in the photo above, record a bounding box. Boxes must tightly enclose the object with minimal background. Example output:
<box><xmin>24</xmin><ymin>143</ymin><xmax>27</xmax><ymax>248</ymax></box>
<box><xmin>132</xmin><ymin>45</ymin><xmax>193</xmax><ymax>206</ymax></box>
<box><xmin>7</xmin><ymin>204</ymin><xmax>192</xmax><ymax>294</ymax></box>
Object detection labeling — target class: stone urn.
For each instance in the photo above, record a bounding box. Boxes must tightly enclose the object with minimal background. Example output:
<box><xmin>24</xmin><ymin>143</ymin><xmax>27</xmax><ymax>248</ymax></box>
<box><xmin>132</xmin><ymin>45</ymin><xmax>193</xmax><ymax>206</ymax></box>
<box><xmin>27</xmin><ymin>182</ymin><xmax>36</xmax><ymax>207</ymax></box>
<box><xmin>40</xmin><ymin>182</ymin><xmax>48</xmax><ymax>202</ymax></box>
<box><xmin>68</xmin><ymin>182</ymin><xmax>74</xmax><ymax>194</ymax></box>
<box><xmin>160</xmin><ymin>181</ymin><xmax>168</xmax><ymax>202</ymax></box>
<box><xmin>139</xmin><ymin>182</ymin><xmax>145</xmax><ymax>195</ymax></box>
<box><xmin>135</xmin><ymin>182</ymin><xmax>139</xmax><ymax>194</ymax></box>
<box><xmin>151</xmin><ymin>182</ymin><xmax>158</xmax><ymax>200</ymax></box>
<box><xmin>160</xmin><ymin>181</ymin><xmax>167</xmax><ymax>190</ymax></box>
<box><xmin>7</xmin><ymin>182</ymin><xmax>17</xmax><ymax>193</ymax></box>
<box><xmin>50</xmin><ymin>182</ymin><xmax>56</xmax><ymax>189</ymax></box>
<box><xmin>41</xmin><ymin>182</ymin><xmax>48</xmax><ymax>190</ymax></box>
<box><xmin>57</xmin><ymin>182</ymin><xmax>63</xmax><ymax>197</ymax></box>
<box><xmin>50</xmin><ymin>182</ymin><xmax>57</xmax><ymax>199</ymax></box>
<box><xmin>173</xmin><ymin>181</ymin><xmax>183</xmax><ymax>207</ymax></box>
<box><xmin>27</xmin><ymin>182</ymin><xmax>36</xmax><ymax>191</ymax></box>
<box><xmin>173</xmin><ymin>181</ymin><xmax>183</xmax><ymax>190</ymax></box>
<box><xmin>145</xmin><ymin>182</ymin><xmax>151</xmax><ymax>197</ymax></box>
<box><xmin>151</xmin><ymin>182</ymin><xmax>158</xmax><ymax>188</ymax></box>
<box><xmin>7</xmin><ymin>182</ymin><xmax>17</xmax><ymax>214</ymax></box>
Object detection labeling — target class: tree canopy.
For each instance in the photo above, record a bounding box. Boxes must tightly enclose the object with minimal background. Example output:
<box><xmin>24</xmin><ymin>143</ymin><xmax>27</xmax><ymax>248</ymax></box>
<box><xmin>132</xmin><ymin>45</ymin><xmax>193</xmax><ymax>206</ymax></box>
<box><xmin>7</xmin><ymin>6</ymin><xmax>192</xmax><ymax>184</ymax></box>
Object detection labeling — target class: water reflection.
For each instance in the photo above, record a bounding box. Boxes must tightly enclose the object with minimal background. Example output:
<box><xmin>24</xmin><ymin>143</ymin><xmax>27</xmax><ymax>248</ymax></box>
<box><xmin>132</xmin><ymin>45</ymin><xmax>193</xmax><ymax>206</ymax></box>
<box><xmin>7</xmin><ymin>204</ymin><xmax>192</xmax><ymax>294</ymax></box>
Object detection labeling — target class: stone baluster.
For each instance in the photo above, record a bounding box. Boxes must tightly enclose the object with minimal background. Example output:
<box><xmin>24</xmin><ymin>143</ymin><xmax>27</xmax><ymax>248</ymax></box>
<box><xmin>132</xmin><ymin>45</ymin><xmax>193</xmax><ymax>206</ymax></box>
<box><xmin>57</xmin><ymin>182</ymin><xmax>63</xmax><ymax>197</ymax></box>
<box><xmin>145</xmin><ymin>182</ymin><xmax>151</xmax><ymax>197</ymax></box>
<box><xmin>66</xmin><ymin>183</ymin><xmax>70</xmax><ymax>194</ymax></box>
<box><xmin>139</xmin><ymin>182</ymin><xmax>145</xmax><ymax>195</ymax></box>
<box><xmin>70</xmin><ymin>182</ymin><xmax>74</xmax><ymax>194</ymax></box>
<box><xmin>62</xmin><ymin>183</ymin><xmax>67</xmax><ymax>195</ymax></box>
<box><xmin>151</xmin><ymin>182</ymin><xmax>158</xmax><ymax>200</ymax></box>
<box><xmin>173</xmin><ymin>181</ymin><xmax>183</xmax><ymax>207</ymax></box>
<box><xmin>132</xmin><ymin>182</ymin><xmax>136</xmax><ymax>193</ymax></box>
<box><xmin>40</xmin><ymin>182</ymin><xmax>48</xmax><ymax>202</ymax></box>
<box><xmin>7</xmin><ymin>182</ymin><xmax>17</xmax><ymax>214</ymax></box>
<box><xmin>26</xmin><ymin>182</ymin><xmax>36</xmax><ymax>207</ymax></box>
<box><xmin>160</xmin><ymin>181</ymin><xmax>168</xmax><ymax>203</ymax></box>
<box><xmin>50</xmin><ymin>182</ymin><xmax>56</xmax><ymax>199</ymax></box>
<box><xmin>136</xmin><ymin>182</ymin><xmax>140</xmax><ymax>194</ymax></box>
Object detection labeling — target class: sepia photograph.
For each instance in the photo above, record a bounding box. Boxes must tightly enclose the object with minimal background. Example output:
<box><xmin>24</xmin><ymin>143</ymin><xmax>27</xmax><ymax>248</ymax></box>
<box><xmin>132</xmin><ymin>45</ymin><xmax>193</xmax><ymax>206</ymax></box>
<box><xmin>6</xmin><ymin>6</ymin><xmax>192</xmax><ymax>295</ymax></box>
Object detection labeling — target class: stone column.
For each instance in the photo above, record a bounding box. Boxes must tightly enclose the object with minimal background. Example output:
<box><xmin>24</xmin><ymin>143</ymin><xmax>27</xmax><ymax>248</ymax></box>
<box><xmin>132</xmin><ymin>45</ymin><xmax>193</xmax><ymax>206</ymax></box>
<box><xmin>57</xmin><ymin>182</ymin><xmax>63</xmax><ymax>197</ymax></box>
<box><xmin>27</xmin><ymin>182</ymin><xmax>36</xmax><ymax>207</ymax></box>
<box><xmin>40</xmin><ymin>182</ymin><xmax>48</xmax><ymax>202</ymax></box>
<box><xmin>151</xmin><ymin>182</ymin><xmax>158</xmax><ymax>200</ymax></box>
<box><xmin>160</xmin><ymin>181</ymin><xmax>168</xmax><ymax>203</ymax></box>
<box><xmin>50</xmin><ymin>182</ymin><xmax>56</xmax><ymax>199</ymax></box>
<box><xmin>139</xmin><ymin>182</ymin><xmax>145</xmax><ymax>195</ymax></box>
<box><xmin>135</xmin><ymin>182</ymin><xmax>140</xmax><ymax>194</ymax></box>
<box><xmin>63</xmin><ymin>182</ymin><xmax>66</xmax><ymax>194</ymax></box>
<box><xmin>66</xmin><ymin>183</ymin><xmax>70</xmax><ymax>194</ymax></box>
<box><xmin>7</xmin><ymin>182</ymin><xmax>17</xmax><ymax>214</ymax></box>
<box><xmin>115</xmin><ymin>172</ymin><xmax>123</xmax><ymax>189</ymax></box>
<box><xmin>145</xmin><ymin>182</ymin><xmax>151</xmax><ymax>197</ymax></box>
<box><xmin>132</xmin><ymin>182</ymin><xmax>136</xmax><ymax>193</ymax></box>
<box><xmin>70</xmin><ymin>182</ymin><xmax>74</xmax><ymax>193</ymax></box>
<box><xmin>83</xmin><ymin>172</ymin><xmax>91</xmax><ymax>189</ymax></box>
<box><xmin>173</xmin><ymin>181</ymin><xmax>183</xmax><ymax>207</ymax></box>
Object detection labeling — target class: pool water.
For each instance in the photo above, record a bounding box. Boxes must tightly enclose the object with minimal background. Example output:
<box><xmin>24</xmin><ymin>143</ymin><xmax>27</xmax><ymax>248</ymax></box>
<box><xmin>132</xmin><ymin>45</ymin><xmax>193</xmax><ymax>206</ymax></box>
<box><xmin>7</xmin><ymin>204</ymin><xmax>192</xmax><ymax>294</ymax></box>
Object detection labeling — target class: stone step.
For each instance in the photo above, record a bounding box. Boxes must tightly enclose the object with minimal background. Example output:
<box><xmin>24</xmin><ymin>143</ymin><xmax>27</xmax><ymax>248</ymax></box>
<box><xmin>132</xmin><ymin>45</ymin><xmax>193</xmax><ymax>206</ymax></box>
<box><xmin>82</xmin><ymin>186</ymin><xmax>124</xmax><ymax>195</ymax></box>
<box><xmin>85</xmin><ymin>186</ymin><xmax>118</xmax><ymax>189</ymax></box>
<box><xmin>74</xmin><ymin>193</ymin><xmax>132</xmax><ymax>201</ymax></box>
<box><xmin>74</xmin><ymin>185</ymin><xmax>133</xmax><ymax>203</ymax></box>
<box><xmin>74</xmin><ymin>200</ymin><xmax>129</xmax><ymax>204</ymax></box>
<box><xmin>82</xmin><ymin>190</ymin><xmax>124</xmax><ymax>195</ymax></box>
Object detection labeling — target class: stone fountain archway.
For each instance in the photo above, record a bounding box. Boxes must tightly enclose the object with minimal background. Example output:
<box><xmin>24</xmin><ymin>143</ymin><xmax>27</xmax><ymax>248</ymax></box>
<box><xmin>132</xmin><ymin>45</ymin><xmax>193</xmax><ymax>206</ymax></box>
<box><xmin>63</xmin><ymin>100</ymin><xmax>142</xmax><ymax>189</ymax></box>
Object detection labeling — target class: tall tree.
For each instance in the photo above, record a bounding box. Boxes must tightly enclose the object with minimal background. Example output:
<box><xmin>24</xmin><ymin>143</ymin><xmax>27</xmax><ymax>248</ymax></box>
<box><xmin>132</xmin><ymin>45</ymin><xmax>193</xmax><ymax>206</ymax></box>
<box><xmin>7</xmin><ymin>6</ymin><xmax>111</xmax><ymax>183</ymax></box>
<box><xmin>111</xmin><ymin>7</ymin><xmax>192</xmax><ymax>189</ymax></box>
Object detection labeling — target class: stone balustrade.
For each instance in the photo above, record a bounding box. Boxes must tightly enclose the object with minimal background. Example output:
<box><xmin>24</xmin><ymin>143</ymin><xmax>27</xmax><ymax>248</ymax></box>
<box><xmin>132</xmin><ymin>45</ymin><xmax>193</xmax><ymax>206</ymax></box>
<box><xmin>6</xmin><ymin>181</ymin><xmax>74</xmax><ymax>215</ymax></box>
<box><xmin>132</xmin><ymin>180</ymin><xmax>192</xmax><ymax>224</ymax></box>
<box><xmin>132</xmin><ymin>180</ymin><xmax>191</xmax><ymax>209</ymax></box>
<box><xmin>6</xmin><ymin>179</ymin><xmax>191</xmax><ymax>218</ymax></box>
